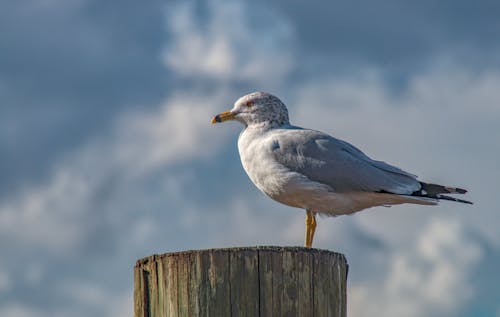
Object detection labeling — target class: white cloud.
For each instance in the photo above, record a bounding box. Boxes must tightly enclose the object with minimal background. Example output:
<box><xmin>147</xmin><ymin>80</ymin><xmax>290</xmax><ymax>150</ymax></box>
<box><xmin>293</xmin><ymin>68</ymin><xmax>500</xmax><ymax>246</ymax></box>
<box><xmin>0</xmin><ymin>91</ymin><xmax>236</xmax><ymax>317</ymax></box>
<box><xmin>0</xmin><ymin>91</ymin><xmax>235</xmax><ymax>254</ymax></box>
<box><xmin>0</xmin><ymin>268</ymin><xmax>10</xmax><ymax>293</ymax></box>
<box><xmin>0</xmin><ymin>288</ymin><xmax>130</xmax><ymax>317</ymax></box>
<box><xmin>0</xmin><ymin>167</ymin><xmax>93</xmax><ymax>252</ymax></box>
<box><xmin>0</xmin><ymin>304</ymin><xmax>42</xmax><ymax>317</ymax></box>
<box><xmin>349</xmin><ymin>217</ymin><xmax>482</xmax><ymax>317</ymax></box>
<box><xmin>0</xmin><ymin>0</ymin><xmax>298</xmax><ymax>258</ymax></box>
<box><xmin>61</xmin><ymin>282</ymin><xmax>131</xmax><ymax>317</ymax></box>
<box><xmin>163</xmin><ymin>0</ymin><xmax>294</xmax><ymax>83</ymax></box>
<box><xmin>115</xmin><ymin>91</ymin><xmax>232</xmax><ymax>173</ymax></box>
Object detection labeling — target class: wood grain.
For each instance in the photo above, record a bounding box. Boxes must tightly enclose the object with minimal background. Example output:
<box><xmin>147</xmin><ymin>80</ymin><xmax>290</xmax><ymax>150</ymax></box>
<box><xmin>134</xmin><ymin>246</ymin><xmax>347</xmax><ymax>317</ymax></box>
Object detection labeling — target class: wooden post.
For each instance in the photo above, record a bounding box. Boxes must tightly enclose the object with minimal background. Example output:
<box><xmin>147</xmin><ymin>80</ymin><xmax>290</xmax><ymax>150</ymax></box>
<box><xmin>134</xmin><ymin>246</ymin><xmax>348</xmax><ymax>317</ymax></box>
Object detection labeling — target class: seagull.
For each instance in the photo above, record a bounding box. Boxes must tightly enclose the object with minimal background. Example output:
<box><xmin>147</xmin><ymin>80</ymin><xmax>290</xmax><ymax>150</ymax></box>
<box><xmin>211</xmin><ymin>92</ymin><xmax>472</xmax><ymax>248</ymax></box>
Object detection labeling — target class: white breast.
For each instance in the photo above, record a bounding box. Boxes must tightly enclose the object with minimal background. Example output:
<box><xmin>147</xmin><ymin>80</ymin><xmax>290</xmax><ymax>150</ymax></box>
<box><xmin>237</xmin><ymin>128</ymin><xmax>333</xmax><ymax>209</ymax></box>
<box><xmin>238</xmin><ymin>128</ymin><xmax>286</xmax><ymax>196</ymax></box>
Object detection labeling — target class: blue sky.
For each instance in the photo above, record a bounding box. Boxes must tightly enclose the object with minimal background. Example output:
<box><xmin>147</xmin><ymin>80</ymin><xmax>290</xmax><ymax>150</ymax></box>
<box><xmin>1</xmin><ymin>1</ymin><xmax>500</xmax><ymax>316</ymax></box>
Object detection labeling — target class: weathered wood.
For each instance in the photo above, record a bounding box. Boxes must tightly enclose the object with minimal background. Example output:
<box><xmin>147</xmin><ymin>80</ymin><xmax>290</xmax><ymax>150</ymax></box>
<box><xmin>134</xmin><ymin>246</ymin><xmax>348</xmax><ymax>317</ymax></box>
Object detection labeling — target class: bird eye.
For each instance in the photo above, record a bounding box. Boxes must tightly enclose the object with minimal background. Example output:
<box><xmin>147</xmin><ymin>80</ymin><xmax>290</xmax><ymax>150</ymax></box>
<box><xmin>246</xmin><ymin>101</ymin><xmax>254</xmax><ymax>107</ymax></box>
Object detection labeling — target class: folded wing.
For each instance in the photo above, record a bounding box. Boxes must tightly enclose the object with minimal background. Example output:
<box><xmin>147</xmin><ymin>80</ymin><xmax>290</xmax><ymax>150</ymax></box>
<box><xmin>271</xmin><ymin>128</ymin><xmax>421</xmax><ymax>194</ymax></box>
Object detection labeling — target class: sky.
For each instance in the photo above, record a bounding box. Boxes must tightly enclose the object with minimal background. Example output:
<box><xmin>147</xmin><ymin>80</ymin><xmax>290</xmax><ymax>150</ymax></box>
<box><xmin>1</xmin><ymin>0</ymin><xmax>500</xmax><ymax>316</ymax></box>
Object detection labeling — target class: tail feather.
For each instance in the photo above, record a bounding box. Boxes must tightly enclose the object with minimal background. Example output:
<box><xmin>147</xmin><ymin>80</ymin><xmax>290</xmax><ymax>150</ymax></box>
<box><xmin>412</xmin><ymin>182</ymin><xmax>473</xmax><ymax>204</ymax></box>
<box><xmin>434</xmin><ymin>194</ymin><xmax>473</xmax><ymax>205</ymax></box>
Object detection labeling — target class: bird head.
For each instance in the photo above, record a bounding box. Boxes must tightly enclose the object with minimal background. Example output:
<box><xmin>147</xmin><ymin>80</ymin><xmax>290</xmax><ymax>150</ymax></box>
<box><xmin>211</xmin><ymin>92</ymin><xmax>290</xmax><ymax>127</ymax></box>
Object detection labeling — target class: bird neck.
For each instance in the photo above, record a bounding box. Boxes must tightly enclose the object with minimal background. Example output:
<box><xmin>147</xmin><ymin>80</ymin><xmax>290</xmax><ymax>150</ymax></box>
<box><xmin>246</xmin><ymin>120</ymin><xmax>288</xmax><ymax>131</ymax></box>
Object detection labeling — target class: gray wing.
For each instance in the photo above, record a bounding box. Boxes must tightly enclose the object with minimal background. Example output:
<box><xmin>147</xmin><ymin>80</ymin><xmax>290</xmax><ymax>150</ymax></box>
<box><xmin>271</xmin><ymin>128</ymin><xmax>421</xmax><ymax>194</ymax></box>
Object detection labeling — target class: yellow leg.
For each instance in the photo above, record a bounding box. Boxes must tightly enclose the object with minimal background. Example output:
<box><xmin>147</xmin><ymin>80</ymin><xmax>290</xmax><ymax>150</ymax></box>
<box><xmin>304</xmin><ymin>210</ymin><xmax>317</xmax><ymax>248</ymax></box>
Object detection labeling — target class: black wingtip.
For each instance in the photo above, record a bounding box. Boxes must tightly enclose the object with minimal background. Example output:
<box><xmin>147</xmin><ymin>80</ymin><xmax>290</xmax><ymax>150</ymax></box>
<box><xmin>455</xmin><ymin>188</ymin><xmax>467</xmax><ymax>194</ymax></box>
<box><xmin>412</xmin><ymin>183</ymin><xmax>472</xmax><ymax>205</ymax></box>
<box><xmin>436</xmin><ymin>194</ymin><xmax>473</xmax><ymax>205</ymax></box>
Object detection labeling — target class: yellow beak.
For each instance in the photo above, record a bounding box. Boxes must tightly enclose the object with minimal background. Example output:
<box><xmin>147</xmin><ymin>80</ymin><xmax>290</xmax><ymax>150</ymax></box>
<box><xmin>211</xmin><ymin>110</ymin><xmax>235</xmax><ymax>124</ymax></box>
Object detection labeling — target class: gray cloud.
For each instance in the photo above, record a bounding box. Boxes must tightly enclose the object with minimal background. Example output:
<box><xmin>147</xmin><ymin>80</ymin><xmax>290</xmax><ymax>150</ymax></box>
<box><xmin>266</xmin><ymin>0</ymin><xmax>500</xmax><ymax>76</ymax></box>
<box><xmin>0</xmin><ymin>0</ymin><xmax>168</xmax><ymax>193</ymax></box>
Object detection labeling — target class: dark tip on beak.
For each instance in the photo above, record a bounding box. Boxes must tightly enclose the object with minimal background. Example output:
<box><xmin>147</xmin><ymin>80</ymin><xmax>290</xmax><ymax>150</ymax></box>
<box><xmin>211</xmin><ymin>115</ymin><xmax>221</xmax><ymax>124</ymax></box>
<box><xmin>211</xmin><ymin>110</ymin><xmax>234</xmax><ymax>124</ymax></box>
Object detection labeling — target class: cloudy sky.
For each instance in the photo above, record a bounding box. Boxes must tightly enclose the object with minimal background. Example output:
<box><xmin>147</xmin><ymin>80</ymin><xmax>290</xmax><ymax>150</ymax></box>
<box><xmin>1</xmin><ymin>0</ymin><xmax>500</xmax><ymax>316</ymax></box>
